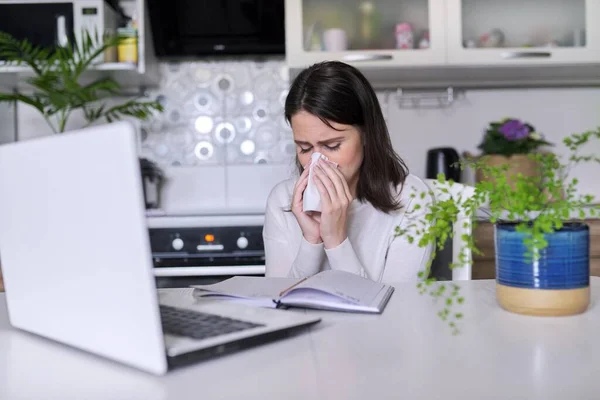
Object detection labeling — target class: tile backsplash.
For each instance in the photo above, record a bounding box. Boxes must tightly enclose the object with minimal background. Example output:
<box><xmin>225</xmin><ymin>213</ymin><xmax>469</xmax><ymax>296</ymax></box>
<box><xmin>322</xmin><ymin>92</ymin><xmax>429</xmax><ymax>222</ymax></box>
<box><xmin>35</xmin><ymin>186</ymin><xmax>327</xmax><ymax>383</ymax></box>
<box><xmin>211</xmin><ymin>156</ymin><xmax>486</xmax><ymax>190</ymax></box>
<box><xmin>141</xmin><ymin>58</ymin><xmax>295</xmax><ymax>168</ymax></box>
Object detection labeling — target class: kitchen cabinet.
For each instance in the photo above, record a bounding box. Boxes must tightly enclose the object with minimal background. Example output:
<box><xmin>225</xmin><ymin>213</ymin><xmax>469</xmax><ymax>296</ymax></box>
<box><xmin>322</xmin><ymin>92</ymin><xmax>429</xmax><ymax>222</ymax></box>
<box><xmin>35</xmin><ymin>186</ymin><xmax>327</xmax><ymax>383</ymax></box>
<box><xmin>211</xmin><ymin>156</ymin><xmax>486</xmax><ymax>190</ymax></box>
<box><xmin>285</xmin><ymin>0</ymin><xmax>447</xmax><ymax>70</ymax></box>
<box><xmin>0</xmin><ymin>0</ymin><xmax>159</xmax><ymax>90</ymax></box>
<box><xmin>285</xmin><ymin>0</ymin><xmax>600</xmax><ymax>88</ymax></box>
<box><xmin>446</xmin><ymin>0</ymin><xmax>600</xmax><ymax>66</ymax></box>
<box><xmin>472</xmin><ymin>219</ymin><xmax>600</xmax><ymax>280</ymax></box>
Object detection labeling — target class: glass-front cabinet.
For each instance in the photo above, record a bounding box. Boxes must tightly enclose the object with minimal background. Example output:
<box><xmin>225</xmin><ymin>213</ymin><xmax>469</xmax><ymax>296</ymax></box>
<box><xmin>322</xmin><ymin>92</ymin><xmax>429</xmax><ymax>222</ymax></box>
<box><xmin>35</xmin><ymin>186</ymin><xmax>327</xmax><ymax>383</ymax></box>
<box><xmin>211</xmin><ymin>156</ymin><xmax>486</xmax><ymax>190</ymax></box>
<box><xmin>446</xmin><ymin>0</ymin><xmax>600</xmax><ymax>65</ymax></box>
<box><xmin>285</xmin><ymin>0</ymin><xmax>447</xmax><ymax>69</ymax></box>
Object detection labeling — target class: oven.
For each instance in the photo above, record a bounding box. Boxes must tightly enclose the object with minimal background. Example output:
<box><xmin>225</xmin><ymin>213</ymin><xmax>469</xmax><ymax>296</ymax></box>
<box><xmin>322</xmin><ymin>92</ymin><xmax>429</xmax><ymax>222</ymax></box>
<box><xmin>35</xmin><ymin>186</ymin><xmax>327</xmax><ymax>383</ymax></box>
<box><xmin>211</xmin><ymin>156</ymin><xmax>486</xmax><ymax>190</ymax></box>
<box><xmin>147</xmin><ymin>214</ymin><xmax>266</xmax><ymax>285</ymax></box>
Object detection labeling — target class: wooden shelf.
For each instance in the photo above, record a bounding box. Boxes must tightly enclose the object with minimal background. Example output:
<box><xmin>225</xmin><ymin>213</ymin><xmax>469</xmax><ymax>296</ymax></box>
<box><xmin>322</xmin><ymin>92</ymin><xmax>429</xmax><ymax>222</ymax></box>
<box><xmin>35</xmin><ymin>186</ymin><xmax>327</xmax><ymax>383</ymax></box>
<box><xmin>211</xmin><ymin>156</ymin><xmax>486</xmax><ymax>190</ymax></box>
<box><xmin>472</xmin><ymin>219</ymin><xmax>600</xmax><ymax>279</ymax></box>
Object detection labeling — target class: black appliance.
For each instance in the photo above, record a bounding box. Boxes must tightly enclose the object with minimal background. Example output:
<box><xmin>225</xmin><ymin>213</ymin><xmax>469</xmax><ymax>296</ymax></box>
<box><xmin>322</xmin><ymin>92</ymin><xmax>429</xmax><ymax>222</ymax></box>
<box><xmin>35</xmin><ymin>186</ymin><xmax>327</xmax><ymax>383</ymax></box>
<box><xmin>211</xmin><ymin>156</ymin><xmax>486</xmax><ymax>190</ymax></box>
<box><xmin>139</xmin><ymin>158</ymin><xmax>164</xmax><ymax>210</ymax></box>
<box><xmin>426</xmin><ymin>147</ymin><xmax>461</xmax><ymax>182</ymax></box>
<box><xmin>147</xmin><ymin>0</ymin><xmax>285</xmax><ymax>57</ymax></box>
<box><xmin>150</xmin><ymin>225</ymin><xmax>265</xmax><ymax>269</ymax></box>
<box><xmin>0</xmin><ymin>1</ymin><xmax>119</xmax><ymax>60</ymax></box>
<box><xmin>148</xmin><ymin>214</ymin><xmax>266</xmax><ymax>288</ymax></box>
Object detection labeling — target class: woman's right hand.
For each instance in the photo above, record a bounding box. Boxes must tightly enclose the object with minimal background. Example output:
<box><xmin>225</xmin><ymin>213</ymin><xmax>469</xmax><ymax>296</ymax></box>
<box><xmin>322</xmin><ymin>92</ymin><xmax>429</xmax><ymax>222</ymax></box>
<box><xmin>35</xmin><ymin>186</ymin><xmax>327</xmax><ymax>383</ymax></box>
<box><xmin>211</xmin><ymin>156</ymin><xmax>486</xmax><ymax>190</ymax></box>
<box><xmin>291</xmin><ymin>165</ymin><xmax>322</xmax><ymax>244</ymax></box>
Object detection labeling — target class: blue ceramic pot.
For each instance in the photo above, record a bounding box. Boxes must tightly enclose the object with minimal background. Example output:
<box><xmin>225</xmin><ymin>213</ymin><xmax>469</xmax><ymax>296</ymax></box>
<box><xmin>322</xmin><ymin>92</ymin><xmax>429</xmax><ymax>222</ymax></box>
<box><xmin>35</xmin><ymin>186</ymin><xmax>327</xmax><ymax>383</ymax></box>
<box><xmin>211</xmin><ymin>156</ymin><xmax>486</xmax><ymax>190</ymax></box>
<box><xmin>495</xmin><ymin>222</ymin><xmax>590</xmax><ymax>316</ymax></box>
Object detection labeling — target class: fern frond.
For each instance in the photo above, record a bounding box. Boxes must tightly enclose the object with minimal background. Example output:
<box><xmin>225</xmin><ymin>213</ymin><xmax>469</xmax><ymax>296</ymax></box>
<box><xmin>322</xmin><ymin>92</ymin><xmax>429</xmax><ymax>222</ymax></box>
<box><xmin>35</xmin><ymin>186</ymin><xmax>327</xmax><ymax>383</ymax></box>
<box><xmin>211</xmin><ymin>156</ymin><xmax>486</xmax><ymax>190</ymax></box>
<box><xmin>102</xmin><ymin>100</ymin><xmax>164</xmax><ymax>123</ymax></box>
<box><xmin>83</xmin><ymin>104</ymin><xmax>106</xmax><ymax>123</ymax></box>
<box><xmin>0</xmin><ymin>92</ymin><xmax>45</xmax><ymax>114</ymax></box>
<box><xmin>72</xmin><ymin>29</ymin><xmax>120</xmax><ymax>79</ymax></box>
<box><xmin>81</xmin><ymin>77</ymin><xmax>121</xmax><ymax>98</ymax></box>
<box><xmin>0</xmin><ymin>31</ymin><xmax>51</xmax><ymax>75</ymax></box>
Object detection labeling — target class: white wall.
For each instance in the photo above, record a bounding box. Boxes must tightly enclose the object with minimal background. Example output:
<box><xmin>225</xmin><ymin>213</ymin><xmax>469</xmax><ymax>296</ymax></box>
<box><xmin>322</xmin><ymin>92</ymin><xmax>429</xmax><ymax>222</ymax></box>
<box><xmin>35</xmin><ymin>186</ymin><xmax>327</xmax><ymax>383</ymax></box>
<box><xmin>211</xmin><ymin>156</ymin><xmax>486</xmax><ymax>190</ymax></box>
<box><xmin>13</xmin><ymin>79</ymin><xmax>600</xmax><ymax>204</ymax></box>
<box><xmin>384</xmin><ymin>87</ymin><xmax>600</xmax><ymax>199</ymax></box>
<box><xmin>15</xmin><ymin>99</ymin><xmax>127</xmax><ymax>140</ymax></box>
<box><xmin>0</xmin><ymin>103</ymin><xmax>16</xmax><ymax>145</ymax></box>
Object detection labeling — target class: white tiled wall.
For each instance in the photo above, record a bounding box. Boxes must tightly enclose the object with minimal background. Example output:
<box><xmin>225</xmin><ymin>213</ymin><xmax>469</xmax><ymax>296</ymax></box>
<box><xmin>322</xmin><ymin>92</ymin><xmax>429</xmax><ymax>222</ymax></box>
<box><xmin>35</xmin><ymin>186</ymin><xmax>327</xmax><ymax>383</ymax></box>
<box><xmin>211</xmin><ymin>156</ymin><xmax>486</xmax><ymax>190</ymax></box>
<box><xmin>9</xmin><ymin>59</ymin><xmax>600</xmax><ymax>208</ymax></box>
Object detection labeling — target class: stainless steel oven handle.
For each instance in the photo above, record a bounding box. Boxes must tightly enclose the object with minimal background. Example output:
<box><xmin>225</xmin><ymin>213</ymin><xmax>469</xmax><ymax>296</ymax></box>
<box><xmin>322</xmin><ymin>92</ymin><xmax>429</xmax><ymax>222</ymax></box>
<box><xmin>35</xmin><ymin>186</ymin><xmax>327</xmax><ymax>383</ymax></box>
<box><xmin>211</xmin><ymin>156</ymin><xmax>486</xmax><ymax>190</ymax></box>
<box><xmin>56</xmin><ymin>15</ymin><xmax>68</xmax><ymax>47</ymax></box>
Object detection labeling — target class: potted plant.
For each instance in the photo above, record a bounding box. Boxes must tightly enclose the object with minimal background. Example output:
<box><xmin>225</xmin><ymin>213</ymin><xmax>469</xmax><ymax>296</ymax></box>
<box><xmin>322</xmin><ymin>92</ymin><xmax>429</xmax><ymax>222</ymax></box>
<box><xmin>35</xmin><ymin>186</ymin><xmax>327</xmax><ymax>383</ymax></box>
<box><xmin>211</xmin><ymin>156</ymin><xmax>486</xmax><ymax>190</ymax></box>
<box><xmin>398</xmin><ymin>126</ymin><xmax>600</xmax><ymax>334</ymax></box>
<box><xmin>469</xmin><ymin>117</ymin><xmax>553</xmax><ymax>189</ymax></box>
<box><xmin>0</xmin><ymin>29</ymin><xmax>163</xmax><ymax>133</ymax></box>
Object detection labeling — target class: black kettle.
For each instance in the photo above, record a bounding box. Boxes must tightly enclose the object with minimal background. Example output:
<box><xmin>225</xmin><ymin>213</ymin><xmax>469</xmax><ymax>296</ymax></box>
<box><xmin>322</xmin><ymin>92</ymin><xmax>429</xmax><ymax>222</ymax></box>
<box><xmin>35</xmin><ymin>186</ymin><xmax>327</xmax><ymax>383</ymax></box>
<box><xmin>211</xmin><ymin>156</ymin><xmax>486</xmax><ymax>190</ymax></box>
<box><xmin>426</xmin><ymin>147</ymin><xmax>461</xmax><ymax>182</ymax></box>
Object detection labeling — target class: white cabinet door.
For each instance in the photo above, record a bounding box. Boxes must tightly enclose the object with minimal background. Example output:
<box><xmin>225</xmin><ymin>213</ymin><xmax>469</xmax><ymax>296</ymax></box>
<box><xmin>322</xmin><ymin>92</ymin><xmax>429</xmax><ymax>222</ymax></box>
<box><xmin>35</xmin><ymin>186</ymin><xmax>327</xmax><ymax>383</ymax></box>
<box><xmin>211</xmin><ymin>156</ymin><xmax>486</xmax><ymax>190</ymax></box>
<box><xmin>446</xmin><ymin>0</ymin><xmax>600</xmax><ymax>65</ymax></box>
<box><xmin>285</xmin><ymin>0</ymin><xmax>446</xmax><ymax>70</ymax></box>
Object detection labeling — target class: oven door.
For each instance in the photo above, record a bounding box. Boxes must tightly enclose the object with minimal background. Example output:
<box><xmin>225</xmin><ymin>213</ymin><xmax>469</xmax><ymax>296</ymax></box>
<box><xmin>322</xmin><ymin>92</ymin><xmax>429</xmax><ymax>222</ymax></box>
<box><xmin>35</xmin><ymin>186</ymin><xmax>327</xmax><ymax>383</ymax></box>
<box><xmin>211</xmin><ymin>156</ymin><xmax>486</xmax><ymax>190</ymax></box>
<box><xmin>0</xmin><ymin>2</ymin><xmax>75</xmax><ymax>57</ymax></box>
<box><xmin>149</xmin><ymin>224</ymin><xmax>266</xmax><ymax>277</ymax></box>
<box><xmin>152</xmin><ymin>252</ymin><xmax>266</xmax><ymax>277</ymax></box>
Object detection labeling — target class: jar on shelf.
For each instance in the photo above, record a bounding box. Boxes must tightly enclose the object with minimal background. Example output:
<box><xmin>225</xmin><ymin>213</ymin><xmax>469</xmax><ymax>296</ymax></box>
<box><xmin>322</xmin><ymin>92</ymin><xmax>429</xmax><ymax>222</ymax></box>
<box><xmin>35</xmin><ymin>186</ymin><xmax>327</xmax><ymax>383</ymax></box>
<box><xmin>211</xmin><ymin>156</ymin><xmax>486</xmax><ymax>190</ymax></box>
<box><xmin>103</xmin><ymin>30</ymin><xmax>118</xmax><ymax>62</ymax></box>
<box><xmin>118</xmin><ymin>27</ymin><xmax>138</xmax><ymax>65</ymax></box>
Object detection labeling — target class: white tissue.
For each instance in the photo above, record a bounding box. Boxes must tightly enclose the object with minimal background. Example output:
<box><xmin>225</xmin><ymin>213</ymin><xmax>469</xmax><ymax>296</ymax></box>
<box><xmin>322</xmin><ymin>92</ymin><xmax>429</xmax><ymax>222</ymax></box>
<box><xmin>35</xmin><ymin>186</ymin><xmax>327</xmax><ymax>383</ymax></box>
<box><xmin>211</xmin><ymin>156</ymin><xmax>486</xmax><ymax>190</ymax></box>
<box><xmin>303</xmin><ymin>152</ymin><xmax>338</xmax><ymax>212</ymax></box>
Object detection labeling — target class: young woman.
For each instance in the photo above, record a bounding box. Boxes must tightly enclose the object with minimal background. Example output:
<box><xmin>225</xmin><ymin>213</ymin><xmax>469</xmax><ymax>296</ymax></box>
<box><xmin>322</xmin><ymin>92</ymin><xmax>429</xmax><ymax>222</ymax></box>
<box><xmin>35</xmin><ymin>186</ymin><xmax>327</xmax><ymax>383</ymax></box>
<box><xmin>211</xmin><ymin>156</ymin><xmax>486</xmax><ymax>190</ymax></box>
<box><xmin>263</xmin><ymin>61</ymin><xmax>433</xmax><ymax>283</ymax></box>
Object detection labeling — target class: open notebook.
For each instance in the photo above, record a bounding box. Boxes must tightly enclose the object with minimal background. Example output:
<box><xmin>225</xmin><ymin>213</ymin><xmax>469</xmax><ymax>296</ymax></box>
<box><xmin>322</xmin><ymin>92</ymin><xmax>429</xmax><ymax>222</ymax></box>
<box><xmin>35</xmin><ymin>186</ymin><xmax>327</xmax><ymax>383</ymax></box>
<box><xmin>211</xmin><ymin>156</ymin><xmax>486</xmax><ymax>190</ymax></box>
<box><xmin>191</xmin><ymin>270</ymin><xmax>395</xmax><ymax>314</ymax></box>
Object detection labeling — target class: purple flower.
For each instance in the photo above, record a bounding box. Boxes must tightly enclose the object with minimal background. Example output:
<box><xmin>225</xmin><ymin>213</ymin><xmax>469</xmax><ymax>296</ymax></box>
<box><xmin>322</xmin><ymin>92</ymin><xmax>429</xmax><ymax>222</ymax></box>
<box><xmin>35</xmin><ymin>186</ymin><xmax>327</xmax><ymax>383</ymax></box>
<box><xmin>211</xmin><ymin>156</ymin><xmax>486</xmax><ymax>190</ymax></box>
<box><xmin>499</xmin><ymin>119</ymin><xmax>530</xmax><ymax>141</ymax></box>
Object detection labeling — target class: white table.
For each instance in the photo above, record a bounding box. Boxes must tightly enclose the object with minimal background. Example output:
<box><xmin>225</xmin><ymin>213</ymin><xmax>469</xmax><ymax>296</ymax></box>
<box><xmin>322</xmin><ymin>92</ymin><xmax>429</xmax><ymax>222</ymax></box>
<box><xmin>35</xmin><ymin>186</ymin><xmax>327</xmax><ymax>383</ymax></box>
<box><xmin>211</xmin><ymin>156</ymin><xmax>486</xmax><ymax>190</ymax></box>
<box><xmin>2</xmin><ymin>278</ymin><xmax>600</xmax><ymax>400</ymax></box>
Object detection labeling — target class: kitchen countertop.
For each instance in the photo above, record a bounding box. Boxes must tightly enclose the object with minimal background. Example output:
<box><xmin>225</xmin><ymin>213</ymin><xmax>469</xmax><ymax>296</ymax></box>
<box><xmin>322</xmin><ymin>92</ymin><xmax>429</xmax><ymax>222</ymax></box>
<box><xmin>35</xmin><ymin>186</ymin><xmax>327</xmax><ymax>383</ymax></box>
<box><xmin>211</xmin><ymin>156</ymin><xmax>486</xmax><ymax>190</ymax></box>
<box><xmin>2</xmin><ymin>279</ymin><xmax>600</xmax><ymax>399</ymax></box>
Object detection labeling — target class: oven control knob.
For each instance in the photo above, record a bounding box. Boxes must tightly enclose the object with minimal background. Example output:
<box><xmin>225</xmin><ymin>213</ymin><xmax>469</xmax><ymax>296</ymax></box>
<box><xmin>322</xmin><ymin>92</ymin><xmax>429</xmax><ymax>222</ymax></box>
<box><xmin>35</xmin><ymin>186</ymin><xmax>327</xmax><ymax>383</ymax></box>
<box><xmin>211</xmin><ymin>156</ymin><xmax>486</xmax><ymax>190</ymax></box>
<box><xmin>172</xmin><ymin>238</ymin><xmax>184</xmax><ymax>251</ymax></box>
<box><xmin>236</xmin><ymin>236</ymin><xmax>249</xmax><ymax>249</ymax></box>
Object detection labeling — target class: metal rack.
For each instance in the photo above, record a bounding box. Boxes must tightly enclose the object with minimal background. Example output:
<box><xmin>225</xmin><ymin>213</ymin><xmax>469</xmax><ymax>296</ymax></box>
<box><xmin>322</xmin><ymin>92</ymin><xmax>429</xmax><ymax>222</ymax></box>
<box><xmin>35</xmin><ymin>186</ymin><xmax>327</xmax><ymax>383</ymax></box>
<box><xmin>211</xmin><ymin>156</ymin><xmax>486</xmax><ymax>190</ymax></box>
<box><xmin>394</xmin><ymin>87</ymin><xmax>456</xmax><ymax>109</ymax></box>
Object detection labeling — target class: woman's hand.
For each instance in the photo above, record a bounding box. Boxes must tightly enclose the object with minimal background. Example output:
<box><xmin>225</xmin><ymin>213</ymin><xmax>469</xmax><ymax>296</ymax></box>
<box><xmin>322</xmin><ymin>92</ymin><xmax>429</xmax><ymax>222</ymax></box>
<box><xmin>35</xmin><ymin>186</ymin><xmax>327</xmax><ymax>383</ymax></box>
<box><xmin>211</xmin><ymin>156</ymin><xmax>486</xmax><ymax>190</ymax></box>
<box><xmin>312</xmin><ymin>158</ymin><xmax>353</xmax><ymax>249</ymax></box>
<box><xmin>291</xmin><ymin>164</ymin><xmax>322</xmax><ymax>244</ymax></box>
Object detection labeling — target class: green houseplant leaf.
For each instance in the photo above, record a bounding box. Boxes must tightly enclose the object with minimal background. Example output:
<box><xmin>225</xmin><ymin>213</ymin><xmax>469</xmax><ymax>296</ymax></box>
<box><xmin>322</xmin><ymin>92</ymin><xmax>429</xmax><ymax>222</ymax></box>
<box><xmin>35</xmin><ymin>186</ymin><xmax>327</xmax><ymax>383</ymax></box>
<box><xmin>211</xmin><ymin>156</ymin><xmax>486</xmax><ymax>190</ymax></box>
<box><xmin>0</xmin><ymin>29</ymin><xmax>163</xmax><ymax>133</ymax></box>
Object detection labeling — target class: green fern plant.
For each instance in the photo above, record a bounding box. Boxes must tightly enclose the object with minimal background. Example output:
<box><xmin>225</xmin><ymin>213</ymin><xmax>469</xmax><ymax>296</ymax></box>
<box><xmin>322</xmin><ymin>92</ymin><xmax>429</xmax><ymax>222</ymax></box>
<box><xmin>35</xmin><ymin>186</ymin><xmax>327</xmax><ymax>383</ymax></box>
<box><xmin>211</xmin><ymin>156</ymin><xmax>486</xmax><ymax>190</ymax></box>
<box><xmin>0</xmin><ymin>30</ymin><xmax>163</xmax><ymax>133</ymax></box>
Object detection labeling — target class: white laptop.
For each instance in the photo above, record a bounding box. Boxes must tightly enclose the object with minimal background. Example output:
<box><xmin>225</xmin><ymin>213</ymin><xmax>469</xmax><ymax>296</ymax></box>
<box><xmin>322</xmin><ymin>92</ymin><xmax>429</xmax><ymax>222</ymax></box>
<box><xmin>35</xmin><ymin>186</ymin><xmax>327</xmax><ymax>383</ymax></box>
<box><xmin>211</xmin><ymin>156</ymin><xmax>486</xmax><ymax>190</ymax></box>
<box><xmin>0</xmin><ymin>121</ymin><xmax>320</xmax><ymax>375</ymax></box>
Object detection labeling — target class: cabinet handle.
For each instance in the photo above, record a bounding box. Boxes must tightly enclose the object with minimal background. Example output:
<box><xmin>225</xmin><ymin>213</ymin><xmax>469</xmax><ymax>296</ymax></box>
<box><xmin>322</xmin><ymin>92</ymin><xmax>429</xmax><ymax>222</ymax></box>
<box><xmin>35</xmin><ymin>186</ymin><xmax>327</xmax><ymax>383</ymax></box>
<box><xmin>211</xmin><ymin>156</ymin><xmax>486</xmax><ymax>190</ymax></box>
<box><xmin>56</xmin><ymin>15</ymin><xmax>68</xmax><ymax>47</ymax></box>
<box><xmin>342</xmin><ymin>54</ymin><xmax>393</xmax><ymax>62</ymax></box>
<box><xmin>501</xmin><ymin>51</ymin><xmax>552</xmax><ymax>59</ymax></box>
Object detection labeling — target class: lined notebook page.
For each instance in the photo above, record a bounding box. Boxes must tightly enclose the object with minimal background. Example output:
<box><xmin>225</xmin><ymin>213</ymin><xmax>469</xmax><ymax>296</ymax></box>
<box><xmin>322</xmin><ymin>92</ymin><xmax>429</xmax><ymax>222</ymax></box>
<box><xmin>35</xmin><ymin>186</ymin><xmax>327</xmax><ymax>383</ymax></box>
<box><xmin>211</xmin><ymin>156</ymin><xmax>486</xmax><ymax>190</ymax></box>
<box><xmin>291</xmin><ymin>270</ymin><xmax>389</xmax><ymax>306</ymax></box>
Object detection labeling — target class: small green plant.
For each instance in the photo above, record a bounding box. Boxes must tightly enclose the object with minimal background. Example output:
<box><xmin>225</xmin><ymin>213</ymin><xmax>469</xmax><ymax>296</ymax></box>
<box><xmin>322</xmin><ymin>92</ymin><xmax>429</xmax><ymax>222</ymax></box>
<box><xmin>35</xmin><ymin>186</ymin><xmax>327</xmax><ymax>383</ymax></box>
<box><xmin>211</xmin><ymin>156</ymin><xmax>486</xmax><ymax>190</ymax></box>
<box><xmin>478</xmin><ymin>117</ymin><xmax>553</xmax><ymax>156</ymax></box>
<box><xmin>0</xmin><ymin>29</ymin><xmax>163</xmax><ymax>133</ymax></box>
<box><xmin>397</xmin><ymin>126</ymin><xmax>600</xmax><ymax>334</ymax></box>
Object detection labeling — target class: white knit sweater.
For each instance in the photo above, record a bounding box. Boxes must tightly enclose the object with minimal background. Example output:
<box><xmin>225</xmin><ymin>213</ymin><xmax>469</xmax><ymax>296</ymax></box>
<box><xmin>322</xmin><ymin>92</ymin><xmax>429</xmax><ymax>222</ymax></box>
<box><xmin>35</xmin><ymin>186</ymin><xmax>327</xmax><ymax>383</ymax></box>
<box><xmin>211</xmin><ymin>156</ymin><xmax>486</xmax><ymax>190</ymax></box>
<box><xmin>262</xmin><ymin>174</ymin><xmax>434</xmax><ymax>283</ymax></box>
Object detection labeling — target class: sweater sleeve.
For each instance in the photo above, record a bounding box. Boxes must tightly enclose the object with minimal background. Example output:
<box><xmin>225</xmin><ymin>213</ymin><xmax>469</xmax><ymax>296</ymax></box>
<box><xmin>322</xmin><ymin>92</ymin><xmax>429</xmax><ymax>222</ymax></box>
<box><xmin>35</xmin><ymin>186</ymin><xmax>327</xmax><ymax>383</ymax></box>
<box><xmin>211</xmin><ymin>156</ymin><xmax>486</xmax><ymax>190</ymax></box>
<box><xmin>324</xmin><ymin>238</ymin><xmax>369</xmax><ymax>278</ymax></box>
<box><xmin>263</xmin><ymin>184</ymin><xmax>326</xmax><ymax>278</ymax></box>
<box><xmin>325</xmin><ymin>185</ymin><xmax>433</xmax><ymax>283</ymax></box>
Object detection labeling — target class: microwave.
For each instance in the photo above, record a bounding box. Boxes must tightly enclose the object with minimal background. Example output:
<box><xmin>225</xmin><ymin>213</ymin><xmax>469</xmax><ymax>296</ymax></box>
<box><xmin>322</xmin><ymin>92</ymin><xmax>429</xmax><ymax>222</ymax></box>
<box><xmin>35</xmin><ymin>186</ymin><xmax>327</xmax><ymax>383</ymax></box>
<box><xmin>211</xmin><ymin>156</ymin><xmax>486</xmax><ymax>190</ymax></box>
<box><xmin>147</xmin><ymin>0</ymin><xmax>285</xmax><ymax>57</ymax></box>
<box><xmin>0</xmin><ymin>0</ymin><xmax>119</xmax><ymax>60</ymax></box>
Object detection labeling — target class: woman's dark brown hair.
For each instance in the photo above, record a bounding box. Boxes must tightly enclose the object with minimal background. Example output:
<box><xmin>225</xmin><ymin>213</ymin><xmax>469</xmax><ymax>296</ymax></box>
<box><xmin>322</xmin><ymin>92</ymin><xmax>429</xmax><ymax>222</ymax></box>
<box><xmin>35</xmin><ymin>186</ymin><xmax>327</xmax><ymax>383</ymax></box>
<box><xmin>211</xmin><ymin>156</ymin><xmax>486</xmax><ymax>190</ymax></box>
<box><xmin>284</xmin><ymin>61</ymin><xmax>409</xmax><ymax>213</ymax></box>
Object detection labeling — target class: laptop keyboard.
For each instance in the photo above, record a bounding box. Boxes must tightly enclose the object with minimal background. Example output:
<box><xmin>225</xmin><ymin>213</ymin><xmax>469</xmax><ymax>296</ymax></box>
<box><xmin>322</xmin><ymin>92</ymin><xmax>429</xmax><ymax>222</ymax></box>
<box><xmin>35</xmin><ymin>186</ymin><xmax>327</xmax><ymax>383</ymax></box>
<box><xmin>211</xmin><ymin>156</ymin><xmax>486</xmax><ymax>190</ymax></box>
<box><xmin>159</xmin><ymin>305</ymin><xmax>265</xmax><ymax>340</ymax></box>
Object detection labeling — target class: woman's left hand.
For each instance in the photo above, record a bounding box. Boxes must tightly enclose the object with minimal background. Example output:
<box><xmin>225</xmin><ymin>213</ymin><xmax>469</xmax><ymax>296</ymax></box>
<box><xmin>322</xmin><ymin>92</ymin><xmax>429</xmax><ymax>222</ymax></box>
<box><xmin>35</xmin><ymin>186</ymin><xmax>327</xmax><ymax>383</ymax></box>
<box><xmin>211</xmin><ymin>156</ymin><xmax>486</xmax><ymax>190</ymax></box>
<box><xmin>312</xmin><ymin>158</ymin><xmax>354</xmax><ymax>249</ymax></box>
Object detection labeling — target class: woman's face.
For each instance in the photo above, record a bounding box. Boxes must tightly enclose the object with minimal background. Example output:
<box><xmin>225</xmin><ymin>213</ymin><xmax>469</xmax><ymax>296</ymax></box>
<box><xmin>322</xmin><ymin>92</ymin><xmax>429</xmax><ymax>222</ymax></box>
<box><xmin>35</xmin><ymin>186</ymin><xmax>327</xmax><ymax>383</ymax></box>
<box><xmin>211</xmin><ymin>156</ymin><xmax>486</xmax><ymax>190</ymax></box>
<box><xmin>291</xmin><ymin>110</ymin><xmax>363</xmax><ymax>187</ymax></box>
